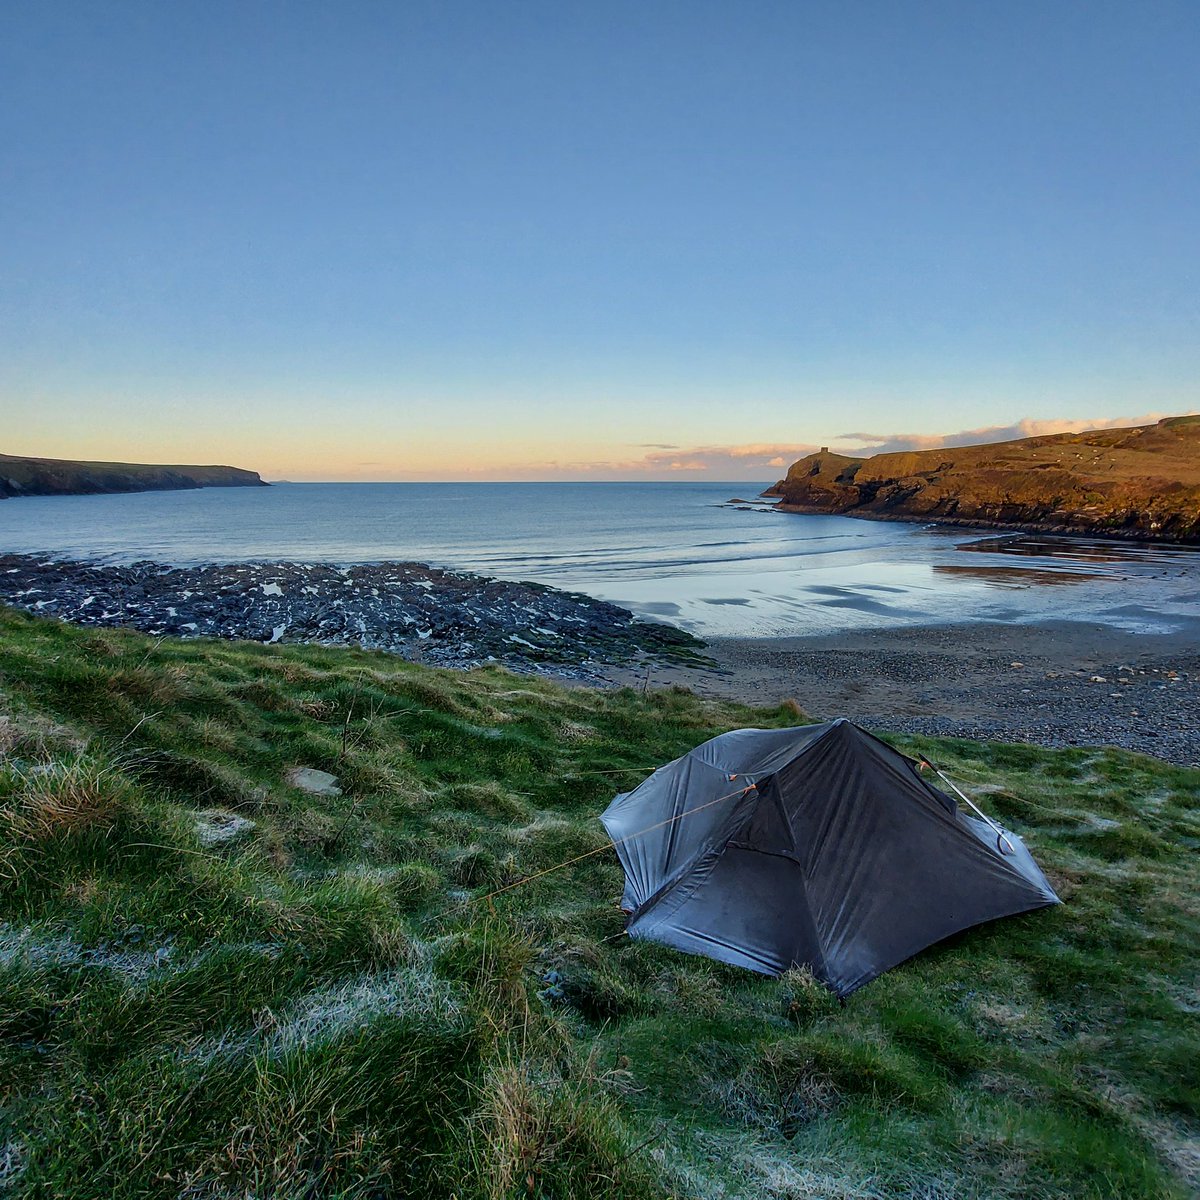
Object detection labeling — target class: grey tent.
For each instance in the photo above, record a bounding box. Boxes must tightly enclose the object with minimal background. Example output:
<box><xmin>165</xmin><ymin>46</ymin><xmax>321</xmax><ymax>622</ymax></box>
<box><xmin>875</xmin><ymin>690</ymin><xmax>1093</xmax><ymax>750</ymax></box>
<box><xmin>600</xmin><ymin>719</ymin><xmax>1059</xmax><ymax>997</ymax></box>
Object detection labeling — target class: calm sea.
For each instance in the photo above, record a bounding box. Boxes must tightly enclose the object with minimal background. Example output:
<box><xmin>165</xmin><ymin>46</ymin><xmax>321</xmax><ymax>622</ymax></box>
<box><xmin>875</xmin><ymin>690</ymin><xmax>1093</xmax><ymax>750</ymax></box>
<box><xmin>0</xmin><ymin>481</ymin><xmax>1196</xmax><ymax>637</ymax></box>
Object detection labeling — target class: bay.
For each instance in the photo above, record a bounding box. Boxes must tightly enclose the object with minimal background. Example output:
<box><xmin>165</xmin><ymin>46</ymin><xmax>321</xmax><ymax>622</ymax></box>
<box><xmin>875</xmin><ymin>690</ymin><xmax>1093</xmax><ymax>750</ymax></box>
<box><xmin>0</xmin><ymin>481</ymin><xmax>1195</xmax><ymax>637</ymax></box>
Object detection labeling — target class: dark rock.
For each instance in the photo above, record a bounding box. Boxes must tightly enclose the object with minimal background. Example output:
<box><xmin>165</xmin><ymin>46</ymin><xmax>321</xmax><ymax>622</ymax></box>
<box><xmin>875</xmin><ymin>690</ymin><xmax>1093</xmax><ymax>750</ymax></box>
<box><xmin>0</xmin><ymin>554</ymin><xmax>704</xmax><ymax>676</ymax></box>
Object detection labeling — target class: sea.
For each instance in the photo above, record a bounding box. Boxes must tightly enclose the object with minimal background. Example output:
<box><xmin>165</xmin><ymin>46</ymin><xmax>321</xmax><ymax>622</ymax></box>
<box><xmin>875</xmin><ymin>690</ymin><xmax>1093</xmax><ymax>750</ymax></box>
<box><xmin>1</xmin><ymin>481</ymin><xmax>1196</xmax><ymax>639</ymax></box>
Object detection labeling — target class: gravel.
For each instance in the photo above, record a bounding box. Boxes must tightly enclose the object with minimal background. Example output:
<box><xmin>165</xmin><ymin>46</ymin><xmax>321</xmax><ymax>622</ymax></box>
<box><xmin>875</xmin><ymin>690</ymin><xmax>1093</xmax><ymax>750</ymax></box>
<box><xmin>604</xmin><ymin>622</ymin><xmax>1200</xmax><ymax>768</ymax></box>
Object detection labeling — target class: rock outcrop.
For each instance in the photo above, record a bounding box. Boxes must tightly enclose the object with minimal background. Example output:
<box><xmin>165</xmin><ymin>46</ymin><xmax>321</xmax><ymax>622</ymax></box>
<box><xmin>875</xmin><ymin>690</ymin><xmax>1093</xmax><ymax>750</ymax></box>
<box><xmin>0</xmin><ymin>555</ymin><xmax>703</xmax><ymax>674</ymax></box>
<box><xmin>766</xmin><ymin>416</ymin><xmax>1200</xmax><ymax>542</ymax></box>
<box><xmin>0</xmin><ymin>454</ymin><xmax>268</xmax><ymax>498</ymax></box>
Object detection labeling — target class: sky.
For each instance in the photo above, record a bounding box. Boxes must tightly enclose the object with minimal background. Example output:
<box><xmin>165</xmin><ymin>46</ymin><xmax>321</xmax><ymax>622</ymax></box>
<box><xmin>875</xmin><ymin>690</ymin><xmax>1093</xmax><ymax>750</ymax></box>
<box><xmin>2</xmin><ymin>1</ymin><xmax>1197</xmax><ymax>481</ymax></box>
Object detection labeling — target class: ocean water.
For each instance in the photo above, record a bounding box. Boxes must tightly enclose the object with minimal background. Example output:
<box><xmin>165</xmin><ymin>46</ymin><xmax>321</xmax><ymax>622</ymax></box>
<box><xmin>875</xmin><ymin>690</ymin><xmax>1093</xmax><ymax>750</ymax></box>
<box><xmin>0</xmin><ymin>481</ymin><xmax>1196</xmax><ymax>637</ymax></box>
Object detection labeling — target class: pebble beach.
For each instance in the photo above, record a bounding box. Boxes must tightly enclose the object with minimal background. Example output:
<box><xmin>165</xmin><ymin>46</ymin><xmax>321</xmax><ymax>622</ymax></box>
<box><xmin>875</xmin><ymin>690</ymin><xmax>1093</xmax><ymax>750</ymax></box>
<box><xmin>603</xmin><ymin>619</ymin><xmax>1200</xmax><ymax>767</ymax></box>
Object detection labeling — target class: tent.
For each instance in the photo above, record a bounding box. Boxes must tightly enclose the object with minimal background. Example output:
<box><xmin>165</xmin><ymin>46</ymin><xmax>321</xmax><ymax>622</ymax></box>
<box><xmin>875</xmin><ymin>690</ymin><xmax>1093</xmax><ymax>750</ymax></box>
<box><xmin>600</xmin><ymin>719</ymin><xmax>1060</xmax><ymax>997</ymax></box>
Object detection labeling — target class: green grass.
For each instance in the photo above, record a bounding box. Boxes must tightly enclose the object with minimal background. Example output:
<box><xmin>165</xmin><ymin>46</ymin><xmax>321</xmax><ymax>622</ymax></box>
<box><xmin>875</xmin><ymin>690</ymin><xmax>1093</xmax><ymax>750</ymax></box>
<box><xmin>0</xmin><ymin>605</ymin><xmax>1196</xmax><ymax>1198</ymax></box>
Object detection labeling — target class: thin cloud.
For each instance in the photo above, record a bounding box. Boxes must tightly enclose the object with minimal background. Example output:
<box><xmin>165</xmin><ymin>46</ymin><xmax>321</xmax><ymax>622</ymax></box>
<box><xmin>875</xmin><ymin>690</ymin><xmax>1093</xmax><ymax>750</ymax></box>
<box><xmin>840</xmin><ymin>412</ymin><xmax>1193</xmax><ymax>457</ymax></box>
<box><xmin>500</xmin><ymin>442</ymin><xmax>822</xmax><ymax>480</ymax></box>
<box><xmin>634</xmin><ymin>442</ymin><xmax>679</xmax><ymax>450</ymax></box>
<box><xmin>637</xmin><ymin>443</ymin><xmax>820</xmax><ymax>474</ymax></box>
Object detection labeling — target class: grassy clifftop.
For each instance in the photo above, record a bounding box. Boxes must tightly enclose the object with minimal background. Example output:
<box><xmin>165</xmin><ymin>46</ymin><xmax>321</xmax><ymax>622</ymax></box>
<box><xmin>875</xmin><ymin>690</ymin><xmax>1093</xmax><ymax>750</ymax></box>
<box><xmin>769</xmin><ymin>416</ymin><xmax>1200</xmax><ymax>541</ymax></box>
<box><xmin>0</xmin><ymin>607</ymin><xmax>1197</xmax><ymax>1197</ymax></box>
<box><xmin>0</xmin><ymin>453</ymin><xmax>267</xmax><ymax>498</ymax></box>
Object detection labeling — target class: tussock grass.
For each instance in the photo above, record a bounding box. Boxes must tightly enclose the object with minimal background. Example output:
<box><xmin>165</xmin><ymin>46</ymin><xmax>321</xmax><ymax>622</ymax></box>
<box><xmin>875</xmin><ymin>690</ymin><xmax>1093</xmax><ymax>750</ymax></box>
<box><xmin>4</xmin><ymin>752</ymin><xmax>131</xmax><ymax>839</ymax></box>
<box><xmin>0</xmin><ymin>605</ymin><xmax>1195</xmax><ymax>1198</ymax></box>
<box><xmin>459</xmin><ymin>1042</ymin><xmax>658</xmax><ymax>1200</ymax></box>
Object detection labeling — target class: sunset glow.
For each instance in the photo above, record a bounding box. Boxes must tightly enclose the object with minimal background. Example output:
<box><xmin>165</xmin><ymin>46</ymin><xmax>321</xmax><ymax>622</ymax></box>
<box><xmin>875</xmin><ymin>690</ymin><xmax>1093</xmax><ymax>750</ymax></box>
<box><xmin>4</xmin><ymin>5</ymin><xmax>1197</xmax><ymax>479</ymax></box>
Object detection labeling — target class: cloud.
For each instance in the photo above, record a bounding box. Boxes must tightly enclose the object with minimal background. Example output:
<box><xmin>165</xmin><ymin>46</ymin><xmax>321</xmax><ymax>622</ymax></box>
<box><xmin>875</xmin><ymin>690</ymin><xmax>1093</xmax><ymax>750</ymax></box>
<box><xmin>840</xmin><ymin>412</ymin><xmax>1194</xmax><ymax>457</ymax></box>
<box><xmin>634</xmin><ymin>443</ymin><xmax>820</xmax><ymax>475</ymax></box>
<box><xmin>493</xmin><ymin>442</ymin><xmax>822</xmax><ymax>481</ymax></box>
<box><xmin>633</xmin><ymin>442</ymin><xmax>679</xmax><ymax>450</ymax></box>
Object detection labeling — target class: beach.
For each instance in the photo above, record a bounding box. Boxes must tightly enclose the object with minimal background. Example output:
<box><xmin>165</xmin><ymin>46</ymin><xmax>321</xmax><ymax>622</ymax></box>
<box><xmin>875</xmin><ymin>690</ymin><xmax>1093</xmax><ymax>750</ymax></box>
<box><xmin>601</xmin><ymin>618</ymin><xmax>1200</xmax><ymax>767</ymax></box>
<box><xmin>2</xmin><ymin>484</ymin><xmax>1198</xmax><ymax>765</ymax></box>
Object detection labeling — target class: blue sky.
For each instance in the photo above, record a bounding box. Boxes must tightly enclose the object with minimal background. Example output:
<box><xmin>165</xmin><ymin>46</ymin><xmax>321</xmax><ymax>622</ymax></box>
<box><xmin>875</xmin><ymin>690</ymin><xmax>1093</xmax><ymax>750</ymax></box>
<box><xmin>2</xmin><ymin>1</ymin><xmax>1197</xmax><ymax>479</ymax></box>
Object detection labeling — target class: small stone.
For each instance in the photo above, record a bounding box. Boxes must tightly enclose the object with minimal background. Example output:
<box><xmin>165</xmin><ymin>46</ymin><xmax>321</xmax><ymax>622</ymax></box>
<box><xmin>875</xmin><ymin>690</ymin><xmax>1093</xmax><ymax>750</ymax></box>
<box><xmin>1009</xmin><ymin>662</ymin><xmax>1024</xmax><ymax>668</ymax></box>
<box><xmin>286</xmin><ymin>767</ymin><xmax>342</xmax><ymax>796</ymax></box>
<box><xmin>1090</xmin><ymin>676</ymin><xmax>1107</xmax><ymax>683</ymax></box>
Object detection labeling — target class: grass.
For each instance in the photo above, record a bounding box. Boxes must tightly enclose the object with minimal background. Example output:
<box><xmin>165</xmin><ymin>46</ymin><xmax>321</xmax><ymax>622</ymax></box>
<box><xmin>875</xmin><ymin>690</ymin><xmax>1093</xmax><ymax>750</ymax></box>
<box><xmin>0</xmin><ymin>604</ymin><xmax>1196</xmax><ymax>1198</ymax></box>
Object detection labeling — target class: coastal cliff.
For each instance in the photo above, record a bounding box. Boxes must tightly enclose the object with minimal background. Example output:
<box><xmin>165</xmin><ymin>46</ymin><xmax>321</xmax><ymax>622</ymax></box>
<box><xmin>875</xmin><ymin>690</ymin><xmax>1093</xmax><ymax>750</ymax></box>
<box><xmin>766</xmin><ymin>416</ymin><xmax>1200</xmax><ymax>542</ymax></box>
<box><xmin>0</xmin><ymin>453</ymin><xmax>268</xmax><ymax>498</ymax></box>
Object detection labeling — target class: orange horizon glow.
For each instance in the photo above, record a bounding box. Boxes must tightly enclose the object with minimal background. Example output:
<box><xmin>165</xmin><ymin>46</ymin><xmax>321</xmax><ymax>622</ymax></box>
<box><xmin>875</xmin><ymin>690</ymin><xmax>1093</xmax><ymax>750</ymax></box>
<box><xmin>7</xmin><ymin>410</ymin><xmax>1194</xmax><ymax>483</ymax></box>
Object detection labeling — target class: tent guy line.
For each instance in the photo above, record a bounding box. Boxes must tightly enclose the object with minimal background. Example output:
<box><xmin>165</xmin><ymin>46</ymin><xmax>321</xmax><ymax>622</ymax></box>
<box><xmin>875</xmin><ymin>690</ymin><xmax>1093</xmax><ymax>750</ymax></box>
<box><xmin>439</xmin><ymin>781</ymin><xmax>760</xmax><ymax>919</ymax></box>
<box><xmin>448</xmin><ymin>760</ymin><xmax>1020</xmax><ymax>923</ymax></box>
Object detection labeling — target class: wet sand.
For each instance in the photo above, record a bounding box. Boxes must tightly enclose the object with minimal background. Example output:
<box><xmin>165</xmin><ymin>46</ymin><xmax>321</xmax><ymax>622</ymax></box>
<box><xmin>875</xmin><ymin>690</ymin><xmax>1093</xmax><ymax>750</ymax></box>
<box><xmin>602</xmin><ymin>619</ymin><xmax>1200</xmax><ymax>767</ymax></box>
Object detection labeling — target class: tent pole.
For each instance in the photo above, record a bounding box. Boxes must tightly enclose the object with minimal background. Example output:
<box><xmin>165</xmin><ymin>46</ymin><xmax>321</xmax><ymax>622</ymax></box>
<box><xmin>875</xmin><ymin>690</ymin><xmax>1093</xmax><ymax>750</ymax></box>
<box><xmin>921</xmin><ymin>759</ymin><xmax>1016</xmax><ymax>855</ymax></box>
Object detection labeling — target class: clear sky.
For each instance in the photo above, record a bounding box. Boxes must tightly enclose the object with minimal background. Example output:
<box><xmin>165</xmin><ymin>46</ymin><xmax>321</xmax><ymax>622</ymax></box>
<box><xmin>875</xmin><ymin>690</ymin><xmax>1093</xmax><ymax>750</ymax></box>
<box><xmin>2</xmin><ymin>1</ymin><xmax>1197</xmax><ymax>480</ymax></box>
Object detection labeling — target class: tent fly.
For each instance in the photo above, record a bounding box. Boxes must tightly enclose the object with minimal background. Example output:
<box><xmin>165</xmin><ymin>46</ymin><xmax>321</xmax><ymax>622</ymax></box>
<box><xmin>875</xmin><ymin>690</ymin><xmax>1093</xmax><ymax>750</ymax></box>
<box><xmin>600</xmin><ymin>719</ymin><xmax>1060</xmax><ymax>998</ymax></box>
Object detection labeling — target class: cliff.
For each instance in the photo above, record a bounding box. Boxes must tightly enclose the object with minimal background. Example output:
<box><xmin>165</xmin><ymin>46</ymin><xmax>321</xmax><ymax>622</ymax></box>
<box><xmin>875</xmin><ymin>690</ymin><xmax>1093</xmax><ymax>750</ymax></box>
<box><xmin>0</xmin><ymin>453</ymin><xmax>268</xmax><ymax>499</ymax></box>
<box><xmin>766</xmin><ymin>415</ymin><xmax>1200</xmax><ymax>542</ymax></box>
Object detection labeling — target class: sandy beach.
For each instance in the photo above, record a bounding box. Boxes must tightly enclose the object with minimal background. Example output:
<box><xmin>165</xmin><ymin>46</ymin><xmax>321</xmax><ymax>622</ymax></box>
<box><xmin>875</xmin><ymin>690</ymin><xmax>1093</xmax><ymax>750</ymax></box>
<box><xmin>603</xmin><ymin>618</ymin><xmax>1200</xmax><ymax>767</ymax></box>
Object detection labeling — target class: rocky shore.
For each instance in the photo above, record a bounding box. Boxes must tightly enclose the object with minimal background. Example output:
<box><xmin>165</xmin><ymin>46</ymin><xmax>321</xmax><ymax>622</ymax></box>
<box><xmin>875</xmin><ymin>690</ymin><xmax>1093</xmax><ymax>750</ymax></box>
<box><xmin>603</xmin><ymin>621</ymin><xmax>1200</xmax><ymax>766</ymax></box>
<box><xmin>6</xmin><ymin>555</ymin><xmax>1196</xmax><ymax>764</ymax></box>
<box><xmin>0</xmin><ymin>555</ymin><xmax>701</xmax><ymax>676</ymax></box>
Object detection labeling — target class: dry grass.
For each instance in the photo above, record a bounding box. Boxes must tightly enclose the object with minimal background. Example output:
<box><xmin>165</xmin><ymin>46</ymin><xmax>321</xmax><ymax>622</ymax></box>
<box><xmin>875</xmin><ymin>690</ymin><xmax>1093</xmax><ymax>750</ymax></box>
<box><xmin>6</xmin><ymin>753</ymin><xmax>126</xmax><ymax>839</ymax></box>
<box><xmin>462</xmin><ymin>1041</ymin><xmax>653</xmax><ymax>1200</ymax></box>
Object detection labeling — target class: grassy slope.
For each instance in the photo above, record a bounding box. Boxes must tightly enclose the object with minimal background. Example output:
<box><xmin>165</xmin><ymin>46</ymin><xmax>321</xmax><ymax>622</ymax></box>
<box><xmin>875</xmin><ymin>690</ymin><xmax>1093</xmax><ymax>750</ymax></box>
<box><xmin>0</xmin><ymin>606</ymin><xmax>1196</xmax><ymax>1199</ymax></box>
<box><xmin>770</xmin><ymin>416</ymin><xmax>1200</xmax><ymax>540</ymax></box>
